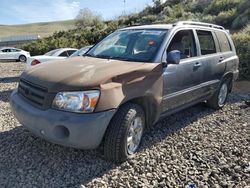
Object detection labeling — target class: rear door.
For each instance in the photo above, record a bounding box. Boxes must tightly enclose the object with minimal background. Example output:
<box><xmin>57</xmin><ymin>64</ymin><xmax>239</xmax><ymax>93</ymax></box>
<box><xmin>162</xmin><ymin>29</ymin><xmax>206</xmax><ymax>112</ymax></box>
<box><xmin>214</xmin><ymin>30</ymin><xmax>238</xmax><ymax>77</ymax></box>
<box><xmin>195</xmin><ymin>30</ymin><xmax>225</xmax><ymax>92</ymax></box>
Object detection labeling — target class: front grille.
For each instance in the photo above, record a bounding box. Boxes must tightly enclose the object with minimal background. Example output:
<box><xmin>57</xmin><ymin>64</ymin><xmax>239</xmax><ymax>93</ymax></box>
<box><xmin>18</xmin><ymin>79</ymin><xmax>48</xmax><ymax>109</ymax></box>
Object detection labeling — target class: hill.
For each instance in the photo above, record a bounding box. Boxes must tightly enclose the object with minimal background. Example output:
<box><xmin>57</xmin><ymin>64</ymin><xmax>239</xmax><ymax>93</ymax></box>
<box><xmin>0</xmin><ymin>20</ymin><xmax>75</xmax><ymax>38</ymax></box>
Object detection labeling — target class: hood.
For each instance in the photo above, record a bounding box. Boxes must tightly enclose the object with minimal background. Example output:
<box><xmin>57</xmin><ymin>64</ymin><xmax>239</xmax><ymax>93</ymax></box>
<box><xmin>21</xmin><ymin>56</ymin><xmax>162</xmax><ymax>93</ymax></box>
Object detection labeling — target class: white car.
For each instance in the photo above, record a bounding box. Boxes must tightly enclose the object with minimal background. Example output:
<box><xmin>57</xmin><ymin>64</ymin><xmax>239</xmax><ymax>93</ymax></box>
<box><xmin>0</xmin><ymin>47</ymin><xmax>30</xmax><ymax>62</ymax></box>
<box><xmin>27</xmin><ymin>48</ymin><xmax>78</xmax><ymax>66</ymax></box>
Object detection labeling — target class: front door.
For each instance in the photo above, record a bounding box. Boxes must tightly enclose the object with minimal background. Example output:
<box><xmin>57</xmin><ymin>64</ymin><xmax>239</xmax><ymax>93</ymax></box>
<box><xmin>162</xmin><ymin>29</ymin><xmax>205</xmax><ymax>112</ymax></box>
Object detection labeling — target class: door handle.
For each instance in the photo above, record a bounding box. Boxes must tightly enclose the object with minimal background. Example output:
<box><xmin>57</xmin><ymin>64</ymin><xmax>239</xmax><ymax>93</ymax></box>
<box><xmin>219</xmin><ymin>57</ymin><xmax>224</xmax><ymax>62</ymax></box>
<box><xmin>194</xmin><ymin>62</ymin><xmax>201</xmax><ymax>67</ymax></box>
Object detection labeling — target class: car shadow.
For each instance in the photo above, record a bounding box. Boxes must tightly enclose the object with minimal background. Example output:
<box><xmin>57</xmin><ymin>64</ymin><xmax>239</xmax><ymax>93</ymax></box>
<box><xmin>0</xmin><ymin>76</ymin><xmax>20</xmax><ymax>83</ymax></box>
<box><xmin>0</xmin><ymin>60</ymin><xmax>14</xmax><ymax>62</ymax></box>
<box><xmin>138</xmin><ymin>92</ymin><xmax>249</xmax><ymax>152</ymax></box>
<box><xmin>0</xmin><ymin>126</ymin><xmax>116</xmax><ymax>187</ymax></box>
<box><xmin>0</xmin><ymin>94</ymin><xmax>248</xmax><ymax>187</ymax></box>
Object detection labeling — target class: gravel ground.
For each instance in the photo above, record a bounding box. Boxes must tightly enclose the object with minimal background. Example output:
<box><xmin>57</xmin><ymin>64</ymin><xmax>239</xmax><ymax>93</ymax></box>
<box><xmin>0</xmin><ymin>62</ymin><xmax>249</xmax><ymax>188</ymax></box>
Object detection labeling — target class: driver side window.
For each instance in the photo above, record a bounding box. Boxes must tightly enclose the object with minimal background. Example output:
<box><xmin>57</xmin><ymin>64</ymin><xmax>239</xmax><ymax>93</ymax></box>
<box><xmin>167</xmin><ymin>30</ymin><xmax>197</xmax><ymax>60</ymax></box>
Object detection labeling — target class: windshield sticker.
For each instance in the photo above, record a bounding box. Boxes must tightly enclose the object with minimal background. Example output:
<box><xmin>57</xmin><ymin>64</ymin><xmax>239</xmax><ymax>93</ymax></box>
<box><xmin>141</xmin><ymin>30</ymin><xmax>163</xmax><ymax>35</ymax></box>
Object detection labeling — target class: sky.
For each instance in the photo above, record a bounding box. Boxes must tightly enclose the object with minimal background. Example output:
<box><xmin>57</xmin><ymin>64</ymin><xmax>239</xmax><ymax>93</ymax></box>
<box><xmin>0</xmin><ymin>0</ymin><xmax>153</xmax><ymax>25</ymax></box>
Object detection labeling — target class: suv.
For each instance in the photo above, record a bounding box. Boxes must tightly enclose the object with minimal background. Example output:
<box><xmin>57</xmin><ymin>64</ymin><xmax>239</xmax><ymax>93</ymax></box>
<box><xmin>11</xmin><ymin>21</ymin><xmax>239</xmax><ymax>162</ymax></box>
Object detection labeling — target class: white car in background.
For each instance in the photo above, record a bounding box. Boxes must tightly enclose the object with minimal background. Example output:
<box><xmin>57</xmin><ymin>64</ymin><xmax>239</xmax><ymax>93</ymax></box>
<box><xmin>27</xmin><ymin>48</ymin><xmax>78</xmax><ymax>66</ymax></box>
<box><xmin>0</xmin><ymin>47</ymin><xmax>30</xmax><ymax>62</ymax></box>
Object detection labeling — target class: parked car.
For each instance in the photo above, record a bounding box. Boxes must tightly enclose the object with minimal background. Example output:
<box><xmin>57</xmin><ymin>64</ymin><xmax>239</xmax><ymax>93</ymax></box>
<box><xmin>0</xmin><ymin>47</ymin><xmax>30</xmax><ymax>62</ymax></box>
<box><xmin>27</xmin><ymin>48</ymin><xmax>78</xmax><ymax>66</ymax></box>
<box><xmin>11</xmin><ymin>21</ymin><xmax>239</xmax><ymax>162</ymax></box>
<box><xmin>70</xmin><ymin>46</ymin><xmax>93</xmax><ymax>57</ymax></box>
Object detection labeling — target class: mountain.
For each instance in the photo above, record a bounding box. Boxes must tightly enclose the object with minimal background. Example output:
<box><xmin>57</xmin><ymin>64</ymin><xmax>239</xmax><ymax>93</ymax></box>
<box><xmin>0</xmin><ymin>20</ymin><xmax>75</xmax><ymax>38</ymax></box>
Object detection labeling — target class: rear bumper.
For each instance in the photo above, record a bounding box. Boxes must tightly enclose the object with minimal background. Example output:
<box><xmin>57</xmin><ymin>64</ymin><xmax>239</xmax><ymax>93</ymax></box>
<box><xmin>10</xmin><ymin>90</ymin><xmax>116</xmax><ymax>149</ymax></box>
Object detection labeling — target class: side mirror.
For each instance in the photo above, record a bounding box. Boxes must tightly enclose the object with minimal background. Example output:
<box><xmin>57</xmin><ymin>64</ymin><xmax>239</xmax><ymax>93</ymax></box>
<box><xmin>167</xmin><ymin>50</ymin><xmax>180</xmax><ymax>65</ymax></box>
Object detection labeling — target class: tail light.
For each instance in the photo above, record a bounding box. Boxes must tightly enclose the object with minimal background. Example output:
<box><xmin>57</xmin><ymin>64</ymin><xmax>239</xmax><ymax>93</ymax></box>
<box><xmin>31</xmin><ymin>59</ymin><xmax>41</xmax><ymax>66</ymax></box>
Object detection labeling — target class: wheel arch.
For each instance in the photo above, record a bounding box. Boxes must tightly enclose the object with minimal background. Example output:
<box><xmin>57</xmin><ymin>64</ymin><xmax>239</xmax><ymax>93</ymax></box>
<box><xmin>122</xmin><ymin>95</ymin><xmax>160</xmax><ymax>128</ymax></box>
<box><xmin>222</xmin><ymin>72</ymin><xmax>234</xmax><ymax>92</ymax></box>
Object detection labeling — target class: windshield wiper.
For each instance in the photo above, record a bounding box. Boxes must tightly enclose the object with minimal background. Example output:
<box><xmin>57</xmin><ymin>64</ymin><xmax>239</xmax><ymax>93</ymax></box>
<box><xmin>84</xmin><ymin>54</ymin><xmax>94</xmax><ymax>57</ymax></box>
<box><xmin>95</xmin><ymin>55</ymin><xmax>113</xmax><ymax>59</ymax></box>
<box><xmin>111</xmin><ymin>56</ymin><xmax>147</xmax><ymax>62</ymax></box>
<box><xmin>109</xmin><ymin>56</ymin><xmax>135</xmax><ymax>62</ymax></box>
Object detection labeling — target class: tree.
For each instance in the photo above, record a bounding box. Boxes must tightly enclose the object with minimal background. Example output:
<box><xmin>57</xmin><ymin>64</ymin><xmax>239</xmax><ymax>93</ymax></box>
<box><xmin>75</xmin><ymin>8</ymin><xmax>104</xmax><ymax>29</ymax></box>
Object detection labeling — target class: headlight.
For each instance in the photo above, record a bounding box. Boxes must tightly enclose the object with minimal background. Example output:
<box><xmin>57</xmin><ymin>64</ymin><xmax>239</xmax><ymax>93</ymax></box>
<box><xmin>52</xmin><ymin>91</ymin><xmax>100</xmax><ymax>113</ymax></box>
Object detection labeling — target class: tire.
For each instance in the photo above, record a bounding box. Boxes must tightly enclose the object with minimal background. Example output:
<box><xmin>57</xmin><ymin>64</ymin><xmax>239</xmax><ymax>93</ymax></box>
<box><xmin>206</xmin><ymin>79</ymin><xmax>230</xmax><ymax>110</ymax></box>
<box><xmin>103</xmin><ymin>103</ymin><xmax>145</xmax><ymax>163</ymax></box>
<box><xmin>19</xmin><ymin>55</ymin><xmax>27</xmax><ymax>62</ymax></box>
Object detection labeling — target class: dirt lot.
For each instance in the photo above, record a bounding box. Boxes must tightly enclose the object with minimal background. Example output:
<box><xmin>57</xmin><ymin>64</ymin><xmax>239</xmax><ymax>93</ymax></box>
<box><xmin>0</xmin><ymin>62</ymin><xmax>249</xmax><ymax>187</ymax></box>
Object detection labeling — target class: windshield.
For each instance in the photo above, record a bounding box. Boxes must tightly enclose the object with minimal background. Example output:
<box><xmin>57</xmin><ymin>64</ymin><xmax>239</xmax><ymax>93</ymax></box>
<box><xmin>86</xmin><ymin>29</ymin><xmax>168</xmax><ymax>62</ymax></box>
<box><xmin>44</xmin><ymin>49</ymin><xmax>60</xmax><ymax>56</ymax></box>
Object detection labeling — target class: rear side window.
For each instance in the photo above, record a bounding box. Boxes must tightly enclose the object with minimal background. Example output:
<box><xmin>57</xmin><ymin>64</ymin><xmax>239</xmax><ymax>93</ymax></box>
<box><xmin>197</xmin><ymin>30</ymin><xmax>216</xmax><ymax>55</ymax></box>
<box><xmin>215</xmin><ymin>31</ymin><xmax>231</xmax><ymax>52</ymax></box>
<box><xmin>59</xmin><ymin>51</ymin><xmax>69</xmax><ymax>57</ymax></box>
<box><xmin>10</xmin><ymin>49</ymin><xmax>19</xmax><ymax>52</ymax></box>
<box><xmin>67</xmin><ymin>50</ymin><xmax>76</xmax><ymax>56</ymax></box>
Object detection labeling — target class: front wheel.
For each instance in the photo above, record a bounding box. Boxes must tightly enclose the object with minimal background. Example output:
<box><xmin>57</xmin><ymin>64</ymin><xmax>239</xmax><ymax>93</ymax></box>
<box><xmin>103</xmin><ymin>103</ymin><xmax>145</xmax><ymax>163</ymax></box>
<box><xmin>206</xmin><ymin>80</ymin><xmax>229</xmax><ymax>110</ymax></box>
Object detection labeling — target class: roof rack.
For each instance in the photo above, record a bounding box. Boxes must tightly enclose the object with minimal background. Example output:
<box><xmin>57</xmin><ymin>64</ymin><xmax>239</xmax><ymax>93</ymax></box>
<box><xmin>173</xmin><ymin>21</ymin><xmax>225</xmax><ymax>30</ymax></box>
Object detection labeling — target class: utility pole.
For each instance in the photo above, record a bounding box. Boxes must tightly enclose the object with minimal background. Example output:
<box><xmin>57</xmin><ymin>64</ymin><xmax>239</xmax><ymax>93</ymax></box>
<box><xmin>123</xmin><ymin>0</ymin><xmax>126</xmax><ymax>16</ymax></box>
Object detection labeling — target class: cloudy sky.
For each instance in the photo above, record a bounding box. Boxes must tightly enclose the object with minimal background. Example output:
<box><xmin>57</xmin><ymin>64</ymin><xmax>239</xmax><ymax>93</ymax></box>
<box><xmin>0</xmin><ymin>0</ymin><xmax>153</xmax><ymax>25</ymax></box>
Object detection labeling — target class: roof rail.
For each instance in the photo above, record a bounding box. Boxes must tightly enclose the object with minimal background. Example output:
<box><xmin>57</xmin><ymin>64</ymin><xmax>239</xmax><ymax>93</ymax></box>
<box><xmin>173</xmin><ymin>21</ymin><xmax>225</xmax><ymax>30</ymax></box>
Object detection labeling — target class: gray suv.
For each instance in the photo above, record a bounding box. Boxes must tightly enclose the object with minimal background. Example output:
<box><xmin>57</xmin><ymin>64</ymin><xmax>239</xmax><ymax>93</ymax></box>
<box><xmin>11</xmin><ymin>21</ymin><xmax>239</xmax><ymax>162</ymax></box>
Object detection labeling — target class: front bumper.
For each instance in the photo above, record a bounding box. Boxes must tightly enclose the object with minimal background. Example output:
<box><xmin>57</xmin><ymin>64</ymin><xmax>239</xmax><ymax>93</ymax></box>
<box><xmin>10</xmin><ymin>90</ymin><xmax>116</xmax><ymax>149</ymax></box>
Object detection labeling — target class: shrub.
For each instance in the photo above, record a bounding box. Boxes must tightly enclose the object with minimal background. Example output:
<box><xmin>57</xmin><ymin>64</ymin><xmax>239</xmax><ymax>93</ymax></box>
<box><xmin>214</xmin><ymin>8</ymin><xmax>237</xmax><ymax>28</ymax></box>
<box><xmin>205</xmin><ymin>0</ymin><xmax>240</xmax><ymax>15</ymax></box>
<box><xmin>232</xmin><ymin>30</ymin><xmax>250</xmax><ymax>80</ymax></box>
<box><xmin>232</xmin><ymin>0</ymin><xmax>250</xmax><ymax>29</ymax></box>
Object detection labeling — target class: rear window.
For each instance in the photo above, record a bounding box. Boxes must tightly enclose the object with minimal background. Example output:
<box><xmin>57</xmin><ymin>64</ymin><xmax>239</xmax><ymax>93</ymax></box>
<box><xmin>215</xmin><ymin>31</ymin><xmax>232</xmax><ymax>52</ymax></box>
<box><xmin>197</xmin><ymin>30</ymin><xmax>216</xmax><ymax>55</ymax></box>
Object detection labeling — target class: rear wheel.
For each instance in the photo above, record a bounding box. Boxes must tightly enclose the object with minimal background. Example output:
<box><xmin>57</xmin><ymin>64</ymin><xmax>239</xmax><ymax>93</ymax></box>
<box><xmin>206</xmin><ymin>80</ymin><xmax>230</xmax><ymax>110</ymax></box>
<box><xmin>103</xmin><ymin>103</ymin><xmax>145</xmax><ymax>163</ymax></box>
<box><xmin>19</xmin><ymin>55</ymin><xmax>26</xmax><ymax>62</ymax></box>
